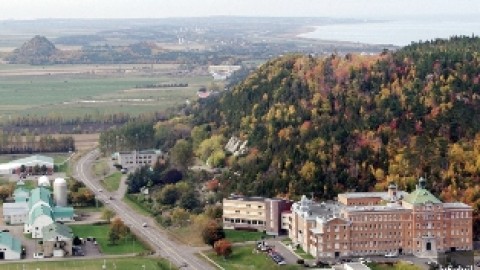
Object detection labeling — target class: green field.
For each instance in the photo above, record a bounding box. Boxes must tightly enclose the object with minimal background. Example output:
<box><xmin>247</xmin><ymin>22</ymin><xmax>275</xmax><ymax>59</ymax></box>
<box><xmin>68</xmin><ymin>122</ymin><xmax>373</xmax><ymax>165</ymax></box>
<box><xmin>0</xmin><ymin>64</ymin><xmax>213</xmax><ymax>121</ymax></box>
<box><xmin>0</xmin><ymin>257</ymin><xmax>176</xmax><ymax>270</ymax></box>
<box><xmin>224</xmin><ymin>229</ymin><xmax>268</xmax><ymax>243</ymax></box>
<box><xmin>70</xmin><ymin>224</ymin><xmax>149</xmax><ymax>255</ymax></box>
<box><xmin>102</xmin><ymin>171</ymin><xmax>122</xmax><ymax>192</ymax></box>
<box><xmin>206</xmin><ymin>245</ymin><xmax>301</xmax><ymax>270</ymax></box>
<box><xmin>123</xmin><ymin>194</ymin><xmax>153</xmax><ymax>216</ymax></box>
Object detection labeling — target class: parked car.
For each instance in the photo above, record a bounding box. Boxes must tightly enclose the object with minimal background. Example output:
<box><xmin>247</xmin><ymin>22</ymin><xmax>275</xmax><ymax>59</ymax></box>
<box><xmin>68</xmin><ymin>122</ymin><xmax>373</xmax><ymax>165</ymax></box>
<box><xmin>33</xmin><ymin>252</ymin><xmax>44</xmax><ymax>259</ymax></box>
<box><xmin>384</xmin><ymin>252</ymin><xmax>398</xmax><ymax>258</ymax></box>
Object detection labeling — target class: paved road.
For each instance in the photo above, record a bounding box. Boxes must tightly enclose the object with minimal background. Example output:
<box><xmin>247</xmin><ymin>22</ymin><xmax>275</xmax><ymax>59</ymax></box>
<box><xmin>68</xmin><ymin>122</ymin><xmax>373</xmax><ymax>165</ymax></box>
<box><xmin>74</xmin><ymin>149</ymin><xmax>215</xmax><ymax>270</ymax></box>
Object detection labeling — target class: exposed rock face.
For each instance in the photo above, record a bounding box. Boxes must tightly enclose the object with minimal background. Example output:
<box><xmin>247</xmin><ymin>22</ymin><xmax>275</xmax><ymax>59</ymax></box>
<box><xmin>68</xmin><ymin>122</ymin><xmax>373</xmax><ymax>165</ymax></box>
<box><xmin>225</xmin><ymin>136</ymin><xmax>248</xmax><ymax>157</ymax></box>
<box><xmin>7</xmin><ymin>35</ymin><xmax>58</xmax><ymax>64</ymax></box>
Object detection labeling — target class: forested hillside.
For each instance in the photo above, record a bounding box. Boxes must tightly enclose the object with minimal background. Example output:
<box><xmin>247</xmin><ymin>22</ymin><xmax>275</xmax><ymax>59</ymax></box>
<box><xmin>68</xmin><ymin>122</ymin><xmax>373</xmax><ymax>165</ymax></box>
<box><xmin>192</xmin><ymin>37</ymin><xmax>480</xmax><ymax>234</ymax></box>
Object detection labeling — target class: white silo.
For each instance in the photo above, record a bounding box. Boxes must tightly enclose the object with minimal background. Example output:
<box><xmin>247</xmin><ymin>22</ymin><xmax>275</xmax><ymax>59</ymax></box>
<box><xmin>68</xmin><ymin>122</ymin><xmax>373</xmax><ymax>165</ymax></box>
<box><xmin>38</xmin><ymin>176</ymin><xmax>50</xmax><ymax>187</ymax></box>
<box><xmin>53</xmin><ymin>178</ymin><xmax>68</xmax><ymax>207</ymax></box>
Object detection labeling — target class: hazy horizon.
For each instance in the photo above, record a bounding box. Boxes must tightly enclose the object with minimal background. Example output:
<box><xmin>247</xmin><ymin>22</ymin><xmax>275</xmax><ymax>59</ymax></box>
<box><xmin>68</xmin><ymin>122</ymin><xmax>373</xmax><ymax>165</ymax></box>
<box><xmin>0</xmin><ymin>0</ymin><xmax>478</xmax><ymax>20</ymax></box>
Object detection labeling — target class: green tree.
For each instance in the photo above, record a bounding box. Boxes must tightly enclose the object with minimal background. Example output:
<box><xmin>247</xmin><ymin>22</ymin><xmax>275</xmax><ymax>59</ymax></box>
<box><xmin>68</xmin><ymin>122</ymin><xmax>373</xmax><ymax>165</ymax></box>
<box><xmin>157</xmin><ymin>184</ymin><xmax>180</xmax><ymax>206</ymax></box>
<box><xmin>108</xmin><ymin>228</ymin><xmax>120</xmax><ymax>245</ymax></box>
<box><xmin>195</xmin><ymin>135</ymin><xmax>224</xmax><ymax>162</ymax></box>
<box><xmin>171</xmin><ymin>207</ymin><xmax>190</xmax><ymax>227</ymax></box>
<box><xmin>191</xmin><ymin>125</ymin><xmax>210</xmax><ymax>149</ymax></box>
<box><xmin>170</xmin><ymin>139</ymin><xmax>193</xmax><ymax>170</ymax></box>
<box><xmin>101</xmin><ymin>208</ymin><xmax>115</xmax><ymax>223</ymax></box>
<box><xmin>108</xmin><ymin>218</ymin><xmax>129</xmax><ymax>245</ymax></box>
<box><xmin>179</xmin><ymin>190</ymin><xmax>200</xmax><ymax>210</ymax></box>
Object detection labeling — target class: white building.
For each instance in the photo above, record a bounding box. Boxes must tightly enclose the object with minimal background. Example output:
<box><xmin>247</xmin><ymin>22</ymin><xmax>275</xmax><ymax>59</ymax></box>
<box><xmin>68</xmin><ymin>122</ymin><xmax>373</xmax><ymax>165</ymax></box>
<box><xmin>0</xmin><ymin>155</ymin><xmax>54</xmax><ymax>175</ymax></box>
<box><xmin>0</xmin><ymin>232</ymin><xmax>22</xmax><ymax>260</ymax></box>
<box><xmin>113</xmin><ymin>149</ymin><xmax>163</xmax><ymax>169</ymax></box>
<box><xmin>2</xmin><ymin>202</ymin><xmax>28</xmax><ymax>225</ymax></box>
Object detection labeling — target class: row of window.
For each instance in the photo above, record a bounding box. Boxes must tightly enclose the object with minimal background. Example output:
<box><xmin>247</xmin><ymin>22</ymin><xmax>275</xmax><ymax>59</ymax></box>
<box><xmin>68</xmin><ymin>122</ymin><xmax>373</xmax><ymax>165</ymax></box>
<box><xmin>224</xmin><ymin>218</ymin><xmax>265</xmax><ymax>225</ymax></box>
<box><xmin>350</xmin><ymin>214</ymin><xmax>404</xmax><ymax>222</ymax></box>
<box><xmin>233</xmin><ymin>210</ymin><xmax>263</xmax><ymax>215</ymax></box>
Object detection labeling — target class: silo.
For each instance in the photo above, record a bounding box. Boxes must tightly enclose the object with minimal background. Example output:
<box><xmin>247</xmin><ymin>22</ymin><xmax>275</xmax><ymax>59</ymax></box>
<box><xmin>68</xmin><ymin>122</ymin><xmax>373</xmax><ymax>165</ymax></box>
<box><xmin>38</xmin><ymin>176</ymin><xmax>50</xmax><ymax>187</ymax></box>
<box><xmin>53</xmin><ymin>178</ymin><xmax>68</xmax><ymax>206</ymax></box>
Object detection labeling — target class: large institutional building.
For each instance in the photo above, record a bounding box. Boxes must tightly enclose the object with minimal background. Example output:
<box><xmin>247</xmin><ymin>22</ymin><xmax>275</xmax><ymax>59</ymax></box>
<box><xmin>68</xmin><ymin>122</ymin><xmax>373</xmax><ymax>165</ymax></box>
<box><xmin>283</xmin><ymin>178</ymin><xmax>473</xmax><ymax>259</ymax></box>
<box><xmin>223</xmin><ymin>195</ymin><xmax>292</xmax><ymax>236</ymax></box>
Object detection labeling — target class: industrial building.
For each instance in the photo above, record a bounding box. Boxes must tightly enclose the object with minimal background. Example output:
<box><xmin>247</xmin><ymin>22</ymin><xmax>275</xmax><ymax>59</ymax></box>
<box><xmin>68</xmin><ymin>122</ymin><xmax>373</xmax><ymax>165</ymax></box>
<box><xmin>0</xmin><ymin>155</ymin><xmax>54</xmax><ymax>175</ymax></box>
<box><xmin>284</xmin><ymin>178</ymin><xmax>473</xmax><ymax>260</ymax></box>
<box><xmin>222</xmin><ymin>195</ymin><xmax>292</xmax><ymax>235</ymax></box>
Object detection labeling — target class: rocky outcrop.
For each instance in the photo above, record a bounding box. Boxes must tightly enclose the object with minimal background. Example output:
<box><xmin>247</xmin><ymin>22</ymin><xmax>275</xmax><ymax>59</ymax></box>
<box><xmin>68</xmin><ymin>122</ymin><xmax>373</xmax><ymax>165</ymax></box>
<box><xmin>225</xmin><ymin>136</ymin><xmax>248</xmax><ymax>157</ymax></box>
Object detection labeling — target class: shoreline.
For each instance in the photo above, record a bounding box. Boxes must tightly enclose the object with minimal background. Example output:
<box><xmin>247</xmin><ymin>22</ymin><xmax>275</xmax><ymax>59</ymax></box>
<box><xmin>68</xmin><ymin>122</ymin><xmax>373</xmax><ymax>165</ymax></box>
<box><xmin>278</xmin><ymin>24</ymin><xmax>398</xmax><ymax>49</ymax></box>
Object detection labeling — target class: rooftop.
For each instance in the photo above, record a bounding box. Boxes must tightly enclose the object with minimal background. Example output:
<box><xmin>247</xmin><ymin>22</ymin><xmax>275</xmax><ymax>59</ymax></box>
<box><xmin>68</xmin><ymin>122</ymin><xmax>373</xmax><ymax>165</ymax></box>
<box><xmin>403</xmin><ymin>187</ymin><xmax>442</xmax><ymax>204</ymax></box>
<box><xmin>42</xmin><ymin>222</ymin><xmax>73</xmax><ymax>240</ymax></box>
<box><xmin>0</xmin><ymin>232</ymin><xmax>22</xmax><ymax>253</ymax></box>
<box><xmin>339</xmin><ymin>191</ymin><xmax>408</xmax><ymax>200</ymax></box>
<box><xmin>442</xmin><ymin>202</ymin><xmax>472</xmax><ymax>209</ymax></box>
<box><xmin>6</xmin><ymin>155</ymin><xmax>54</xmax><ymax>165</ymax></box>
<box><xmin>225</xmin><ymin>195</ymin><xmax>266</xmax><ymax>202</ymax></box>
<box><xmin>28</xmin><ymin>186</ymin><xmax>53</xmax><ymax>209</ymax></box>
<box><xmin>2</xmin><ymin>202</ymin><xmax>29</xmax><ymax>215</ymax></box>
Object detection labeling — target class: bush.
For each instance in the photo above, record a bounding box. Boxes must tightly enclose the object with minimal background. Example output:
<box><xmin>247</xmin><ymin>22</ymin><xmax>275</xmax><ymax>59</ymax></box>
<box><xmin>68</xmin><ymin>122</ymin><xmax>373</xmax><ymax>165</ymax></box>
<box><xmin>297</xmin><ymin>259</ymin><xmax>304</xmax><ymax>265</ymax></box>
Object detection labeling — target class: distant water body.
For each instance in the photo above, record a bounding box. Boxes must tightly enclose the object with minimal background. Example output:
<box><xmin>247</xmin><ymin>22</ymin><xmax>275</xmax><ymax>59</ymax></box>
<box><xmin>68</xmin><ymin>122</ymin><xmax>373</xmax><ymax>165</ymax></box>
<box><xmin>299</xmin><ymin>16</ymin><xmax>480</xmax><ymax>46</ymax></box>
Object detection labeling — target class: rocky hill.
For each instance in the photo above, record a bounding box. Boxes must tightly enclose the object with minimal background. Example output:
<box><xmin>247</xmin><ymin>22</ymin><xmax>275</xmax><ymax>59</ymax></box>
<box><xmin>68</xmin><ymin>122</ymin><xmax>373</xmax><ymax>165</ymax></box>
<box><xmin>7</xmin><ymin>35</ymin><xmax>59</xmax><ymax>64</ymax></box>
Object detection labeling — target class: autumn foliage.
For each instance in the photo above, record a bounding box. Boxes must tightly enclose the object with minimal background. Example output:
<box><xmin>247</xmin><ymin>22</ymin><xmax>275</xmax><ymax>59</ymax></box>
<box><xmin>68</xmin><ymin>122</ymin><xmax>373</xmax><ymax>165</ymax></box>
<box><xmin>214</xmin><ymin>239</ymin><xmax>233</xmax><ymax>258</ymax></box>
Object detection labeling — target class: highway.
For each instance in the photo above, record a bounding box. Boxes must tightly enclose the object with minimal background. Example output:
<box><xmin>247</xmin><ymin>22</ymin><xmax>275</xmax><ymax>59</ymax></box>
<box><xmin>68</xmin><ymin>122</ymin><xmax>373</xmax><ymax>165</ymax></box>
<box><xmin>74</xmin><ymin>149</ymin><xmax>215</xmax><ymax>270</ymax></box>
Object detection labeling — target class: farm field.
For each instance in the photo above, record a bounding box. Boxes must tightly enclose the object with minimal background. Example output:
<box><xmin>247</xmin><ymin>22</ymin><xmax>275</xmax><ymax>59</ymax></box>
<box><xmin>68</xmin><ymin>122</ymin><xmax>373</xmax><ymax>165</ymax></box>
<box><xmin>0</xmin><ymin>257</ymin><xmax>175</xmax><ymax>270</ymax></box>
<box><xmin>0</xmin><ymin>63</ymin><xmax>213</xmax><ymax>122</ymax></box>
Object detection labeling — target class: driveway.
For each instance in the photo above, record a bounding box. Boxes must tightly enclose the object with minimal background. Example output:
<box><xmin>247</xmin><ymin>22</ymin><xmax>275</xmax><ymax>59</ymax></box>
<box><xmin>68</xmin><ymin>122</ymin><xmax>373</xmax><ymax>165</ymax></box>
<box><xmin>265</xmin><ymin>239</ymin><xmax>303</xmax><ymax>265</ymax></box>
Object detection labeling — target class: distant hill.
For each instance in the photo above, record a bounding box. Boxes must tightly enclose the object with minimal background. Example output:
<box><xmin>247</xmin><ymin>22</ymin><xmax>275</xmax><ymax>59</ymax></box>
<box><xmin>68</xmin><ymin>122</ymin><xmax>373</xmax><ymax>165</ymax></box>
<box><xmin>7</xmin><ymin>35</ymin><xmax>59</xmax><ymax>65</ymax></box>
<box><xmin>191</xmin><ymin>37</ymin><xmax>480</xmax><ymax>237</ymax></box>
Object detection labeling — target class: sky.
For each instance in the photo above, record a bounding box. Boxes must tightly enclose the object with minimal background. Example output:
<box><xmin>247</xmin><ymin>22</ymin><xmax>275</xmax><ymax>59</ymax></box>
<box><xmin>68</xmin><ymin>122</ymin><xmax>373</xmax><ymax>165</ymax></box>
<box><xmin>0</xmin><ymin>0</ymin><xmax>478</xmax><ymax>20</ymax></box>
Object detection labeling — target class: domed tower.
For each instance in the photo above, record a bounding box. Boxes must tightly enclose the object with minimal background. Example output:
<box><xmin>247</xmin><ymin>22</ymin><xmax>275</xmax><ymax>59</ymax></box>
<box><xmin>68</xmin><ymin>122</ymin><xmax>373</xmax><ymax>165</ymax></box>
<box><xmin>53</xmin><ymin>178</ymin><xmax>68</xmax><ymax>206</ymax></box>
<box><xmin>38</xmin><ymin>176</ymin><xmax>50</xmax><ymax>187</ymax></box>
<box><xmin>418</xmin><ymin>177</ymin><xmax>427</xmax><ymax>189</ymax></box>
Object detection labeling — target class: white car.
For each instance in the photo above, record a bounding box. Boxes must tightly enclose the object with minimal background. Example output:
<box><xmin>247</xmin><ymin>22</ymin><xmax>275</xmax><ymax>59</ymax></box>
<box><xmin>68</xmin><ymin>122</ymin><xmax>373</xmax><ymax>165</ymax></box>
<box><xmin>33</xmin><ymin>252</ymin><xmax>44</xmax><ymax>259</ymax></box>
<box><xmin>384</xmin><ymin>252</ymin><xmax>398</xmax><ymax>258</ymax></box>
<box><xmin>142</xmin><ymin>223</ymin><xmax>148</xmax><ymax>227</ymax></box>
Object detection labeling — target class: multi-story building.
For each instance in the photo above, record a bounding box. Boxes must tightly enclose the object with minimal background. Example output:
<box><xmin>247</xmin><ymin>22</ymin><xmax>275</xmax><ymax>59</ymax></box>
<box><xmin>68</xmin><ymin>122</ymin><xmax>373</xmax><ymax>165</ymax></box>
<box><xmin>113</xmin><ymin>149</ymin><xmax>164</xmax><ymax>169</ymax></box>
<box><xmin>285</xmin><ymin>178</ymin><xmax>473</xmax><ymax>259</ymax></box>
<box><xmin>222</xmin><ymin>195</ymin><xmax>292</xmax><ymax>235</ymax></box>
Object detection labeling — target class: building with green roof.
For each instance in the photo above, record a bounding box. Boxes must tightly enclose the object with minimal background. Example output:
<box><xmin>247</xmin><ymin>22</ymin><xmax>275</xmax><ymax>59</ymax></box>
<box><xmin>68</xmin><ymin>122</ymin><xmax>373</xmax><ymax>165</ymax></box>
<box><xmin>22</xmin><ymin>186</ymin><xmax>74</xmax><ymax>239</ymax></box>
<box><xmin>41</xmin><ymin>222</ymin><xmax>73</xmax><ymax>257</ymax></box>
<box><xmin>0</xmin><ymin>232</ymin><xmax>22</xmax><ymax>260</ymax></box>
<box><xmin>286</xmin><ymin>177</ymin><xmax>473</xmax><ymax>261</ymax></box>
<box><xmin>26</xmin><ymin>205</ymin><xmax>54</xmax><ymax>239</ymax></box>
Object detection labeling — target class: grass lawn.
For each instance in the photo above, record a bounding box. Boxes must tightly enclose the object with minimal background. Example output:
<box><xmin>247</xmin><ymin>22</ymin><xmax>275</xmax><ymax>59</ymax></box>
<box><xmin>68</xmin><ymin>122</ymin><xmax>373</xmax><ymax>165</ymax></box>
<box><xmin>93</xmin><ymin>158</ymin><xmax>110</xmax><ymax>177</ymax></box>
<box><xmin>0</xmin><ymin>257</ymin><xmax>175</xmax><ymax>270</ymax></box>
<box><xmin>293</xmin><ymin>246</ymin><xmax>315</xmax><ymax>260</ymax></box>
<box><xmin>102</xmin><ymin>171</ymin><xmax>122</xmax><ymax>192</ymax></box>
<box><xmin>206</xmin><ymin>245</ymin><xmax>301</xmax><ymax>270</ymax></box>
<box><xmin>70</xmin><ymin>224</ymin><xmax>149</xmax><ymax>255</ymax></box>
<box><xmin>370</xmin><ymin>262</ymin><xmax>422</xmax><ymax>270</ymax></box>
<box><xmin>224</xmin><ymin>229</ymin><xmax>268</xmax><ymax>243</ymax></box>
<box><xmin>123</xmin><ymin>193</ymin><xmax>153</xmax><ymax>216</ymax></box>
